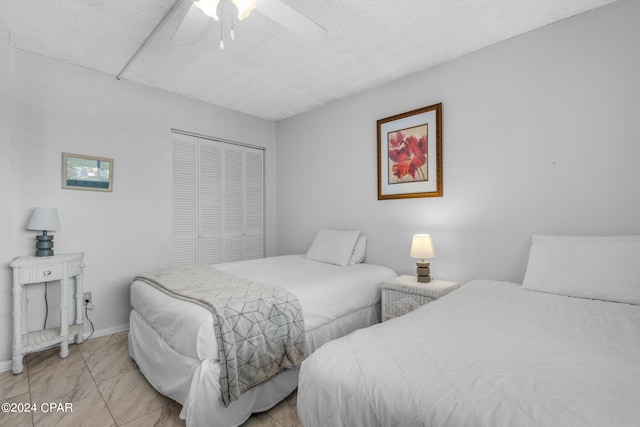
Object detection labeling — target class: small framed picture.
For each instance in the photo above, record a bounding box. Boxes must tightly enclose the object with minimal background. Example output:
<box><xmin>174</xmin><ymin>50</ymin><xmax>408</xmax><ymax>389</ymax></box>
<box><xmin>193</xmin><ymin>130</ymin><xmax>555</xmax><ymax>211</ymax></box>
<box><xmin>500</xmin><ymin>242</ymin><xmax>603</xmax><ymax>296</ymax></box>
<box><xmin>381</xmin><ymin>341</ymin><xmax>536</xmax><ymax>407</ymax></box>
<box><xmin>377</xmin><ymin>103</ymin><xmax>442</xmax><ymax>200</ymax></box>
<box><xmin>62</xmin><ymin>153</ymin><xmax>113</xmax><ymax>192</ymax></box>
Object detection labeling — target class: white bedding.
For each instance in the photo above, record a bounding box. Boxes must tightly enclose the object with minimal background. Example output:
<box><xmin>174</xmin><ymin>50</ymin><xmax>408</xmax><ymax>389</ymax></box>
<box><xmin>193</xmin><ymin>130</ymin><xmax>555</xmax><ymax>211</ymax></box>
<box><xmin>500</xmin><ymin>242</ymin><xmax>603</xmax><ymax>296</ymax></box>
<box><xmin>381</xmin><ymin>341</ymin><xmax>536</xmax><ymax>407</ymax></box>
<box><xmin>298</xmin><ymin>279</ymin><xmax>640</xmax><ymax>427</ymax></box>
<box><xmin>130</xmin><ymin>254</ymin><xmax>396</xmax><ymax>360</ymax></box>
<box><xmin>129</xmin><ymin>254</ymin><xmax>397</xmax><ymax>427</ymax></box>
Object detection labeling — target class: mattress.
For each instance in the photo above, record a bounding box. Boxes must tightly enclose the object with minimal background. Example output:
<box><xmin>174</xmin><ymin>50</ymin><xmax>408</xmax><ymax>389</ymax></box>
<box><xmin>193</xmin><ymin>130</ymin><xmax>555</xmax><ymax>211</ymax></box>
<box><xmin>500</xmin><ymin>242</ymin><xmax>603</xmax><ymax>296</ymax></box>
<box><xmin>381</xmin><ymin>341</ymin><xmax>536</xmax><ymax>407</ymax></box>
<box><xmin>130</xmin><ymin>254</ymin><xmax>397</xmax><ymax>360</ymax></box>
<box><xmin>298</xmin><ymin>279</ymin><xmax>640</xmax><ymax>427</ymax></box>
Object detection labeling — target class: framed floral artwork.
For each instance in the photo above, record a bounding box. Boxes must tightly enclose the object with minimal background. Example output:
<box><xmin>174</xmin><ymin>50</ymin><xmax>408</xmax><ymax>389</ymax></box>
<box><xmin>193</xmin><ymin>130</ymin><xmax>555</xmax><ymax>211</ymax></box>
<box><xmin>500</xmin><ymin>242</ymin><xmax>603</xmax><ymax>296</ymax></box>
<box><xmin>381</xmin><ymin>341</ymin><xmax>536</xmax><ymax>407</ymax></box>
<box><xmin>377</xmin><ymin>103</ymin><xmax>442</xmax><ymax>200</ymax></box>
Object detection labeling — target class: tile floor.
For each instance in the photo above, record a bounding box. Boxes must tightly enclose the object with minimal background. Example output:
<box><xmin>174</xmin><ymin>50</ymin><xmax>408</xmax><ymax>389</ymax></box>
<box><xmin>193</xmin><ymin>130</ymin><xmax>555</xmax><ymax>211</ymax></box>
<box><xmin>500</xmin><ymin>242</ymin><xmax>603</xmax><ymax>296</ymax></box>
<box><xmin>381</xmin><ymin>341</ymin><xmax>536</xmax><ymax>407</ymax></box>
<box><xmin>0</xmin><ymin>332</ymin><xmax>301</xmax><ymax>427</ymax></box>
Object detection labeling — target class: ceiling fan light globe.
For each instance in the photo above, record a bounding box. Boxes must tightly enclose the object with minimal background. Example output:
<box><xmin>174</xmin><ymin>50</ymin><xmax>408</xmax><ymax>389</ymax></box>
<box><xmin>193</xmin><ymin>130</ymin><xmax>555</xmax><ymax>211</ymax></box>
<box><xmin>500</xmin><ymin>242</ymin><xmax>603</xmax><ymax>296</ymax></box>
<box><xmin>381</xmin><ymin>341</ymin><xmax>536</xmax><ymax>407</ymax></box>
<box><xmin>194</xmin><ymin>0</ymin><xmax>220</xmax><ymax>20</ymax></box>
<box><xmin>231</xmin><ymin>0</ymin><xmax>257</xmax><ymax>20</ymax></box>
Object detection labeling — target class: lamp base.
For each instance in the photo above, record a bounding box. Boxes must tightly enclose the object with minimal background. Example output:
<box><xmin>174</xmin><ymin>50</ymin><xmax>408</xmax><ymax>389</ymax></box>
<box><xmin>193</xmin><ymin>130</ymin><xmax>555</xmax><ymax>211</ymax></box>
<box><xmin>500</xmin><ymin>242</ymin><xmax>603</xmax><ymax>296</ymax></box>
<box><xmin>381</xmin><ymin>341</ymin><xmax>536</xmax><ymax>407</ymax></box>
<box><xmin>416</xmin><ymin>261</ymin><xmax>431</xmax><ymax>283</ymax></box>
<box><xmin>35</xmin><ymin>235</ymin><xmax>54</xmax><ymax>257</ymax></box>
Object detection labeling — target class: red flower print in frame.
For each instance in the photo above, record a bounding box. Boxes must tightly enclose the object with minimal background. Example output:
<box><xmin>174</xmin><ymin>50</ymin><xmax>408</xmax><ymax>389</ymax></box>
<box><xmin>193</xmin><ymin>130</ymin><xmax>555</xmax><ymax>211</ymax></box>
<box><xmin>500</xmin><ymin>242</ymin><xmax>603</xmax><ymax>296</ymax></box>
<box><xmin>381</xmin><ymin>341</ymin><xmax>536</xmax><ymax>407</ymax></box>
<box><xmin>387</xmin><ymin>124</ymin><xmax>428</xmax><ymax>185</ymax></box>
<box><xmin>377</xmin><ymin>103</ymin><xmax>442</xmax><ymax>200</ymax></box>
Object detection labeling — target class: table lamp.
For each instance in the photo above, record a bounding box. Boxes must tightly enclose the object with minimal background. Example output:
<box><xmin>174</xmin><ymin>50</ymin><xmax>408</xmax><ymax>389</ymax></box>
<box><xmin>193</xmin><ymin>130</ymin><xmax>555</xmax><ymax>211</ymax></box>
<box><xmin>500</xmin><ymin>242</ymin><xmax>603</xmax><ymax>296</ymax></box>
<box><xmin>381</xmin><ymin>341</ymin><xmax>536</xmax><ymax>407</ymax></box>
<box><xmin>410</xmin><ymin>234</ymin><xmax>435</xmax><ymax>283</ymax></box>
<box><xmin>26</xmin><ymin>207</ymin><xmax>61</xmax><ymax>257</ymax></box>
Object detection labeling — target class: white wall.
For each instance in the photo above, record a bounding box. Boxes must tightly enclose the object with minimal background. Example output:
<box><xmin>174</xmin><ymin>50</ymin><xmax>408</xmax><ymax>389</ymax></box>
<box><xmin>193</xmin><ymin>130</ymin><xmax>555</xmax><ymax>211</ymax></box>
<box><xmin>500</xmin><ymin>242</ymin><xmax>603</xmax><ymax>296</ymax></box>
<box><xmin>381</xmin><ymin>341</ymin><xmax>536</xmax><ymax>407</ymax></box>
<box><xmin>275</xmin><ymin>0</ymin><xmax>640</xmax><ymax>282</ymax></box>
<box><xmin>0</xmin><ymin>48</ymin><xmax>276</xmax><ymax>365</ymax></box>
<box><xmin>0</xmin><ymin>31</ymin><xmax>14</xmax><ymax>371</ymax></box>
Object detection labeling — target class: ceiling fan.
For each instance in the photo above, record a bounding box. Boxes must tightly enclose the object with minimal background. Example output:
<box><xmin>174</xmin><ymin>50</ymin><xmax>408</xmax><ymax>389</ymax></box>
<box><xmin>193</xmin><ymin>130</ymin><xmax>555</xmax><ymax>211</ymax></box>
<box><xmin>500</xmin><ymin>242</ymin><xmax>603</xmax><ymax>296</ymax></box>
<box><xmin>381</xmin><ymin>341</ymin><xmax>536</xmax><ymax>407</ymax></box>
<box><xmin>172</xmin><ymin>0</ymin><xmax>327</xmax><ymax>46</ymax></box>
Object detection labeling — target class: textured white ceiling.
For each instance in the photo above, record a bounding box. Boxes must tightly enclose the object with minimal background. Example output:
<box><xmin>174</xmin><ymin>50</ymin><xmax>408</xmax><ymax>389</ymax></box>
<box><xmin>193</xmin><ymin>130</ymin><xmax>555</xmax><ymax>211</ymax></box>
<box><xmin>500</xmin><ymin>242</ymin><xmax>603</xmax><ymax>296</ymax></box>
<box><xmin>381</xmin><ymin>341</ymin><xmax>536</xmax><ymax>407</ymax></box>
<box><xmin>0</xmin><ymin>0</ymin><xmax>619</xmax><ymax>121</ymax></box>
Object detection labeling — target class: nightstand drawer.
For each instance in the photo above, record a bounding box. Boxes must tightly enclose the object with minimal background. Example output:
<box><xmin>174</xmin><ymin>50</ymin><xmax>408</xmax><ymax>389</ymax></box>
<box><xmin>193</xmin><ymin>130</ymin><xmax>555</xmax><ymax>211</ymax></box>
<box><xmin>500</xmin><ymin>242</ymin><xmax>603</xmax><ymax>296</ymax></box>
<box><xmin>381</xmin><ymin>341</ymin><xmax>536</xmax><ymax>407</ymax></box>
<box><xmin>16</xmin><ymin>263</ymin><xmax>65</xmax><ymax>283</ymax></box>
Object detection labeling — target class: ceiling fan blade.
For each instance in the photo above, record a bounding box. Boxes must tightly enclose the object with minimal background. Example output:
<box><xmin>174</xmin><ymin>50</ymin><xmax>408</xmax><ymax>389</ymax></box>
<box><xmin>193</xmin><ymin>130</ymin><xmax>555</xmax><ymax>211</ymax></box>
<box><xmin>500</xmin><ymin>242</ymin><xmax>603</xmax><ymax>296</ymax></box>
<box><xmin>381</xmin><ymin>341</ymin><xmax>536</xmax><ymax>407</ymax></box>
<box><xmin>256</xmin><ymin>0</ymin><xmax>327</xmax><ymax>42</ymax></box>
<box><xmin>172</xmin><ymin>2</ymin><xmax>210</xmax><ymax>45</ymax></box>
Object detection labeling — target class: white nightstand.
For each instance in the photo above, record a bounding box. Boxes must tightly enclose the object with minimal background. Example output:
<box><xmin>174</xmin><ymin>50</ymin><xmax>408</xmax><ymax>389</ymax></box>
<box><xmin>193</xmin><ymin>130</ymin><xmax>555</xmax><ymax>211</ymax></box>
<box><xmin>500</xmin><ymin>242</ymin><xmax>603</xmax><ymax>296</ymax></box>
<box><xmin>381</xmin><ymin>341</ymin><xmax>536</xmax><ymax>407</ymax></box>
<box><xmin>9</xmin><ymin>253</ymin><xmax>85</xmax><ymax>374</ymax></box>
<box><xmin>381</xmin><ymin>274</ymin><xmax>459</xmax><ymax>321</ymax></box>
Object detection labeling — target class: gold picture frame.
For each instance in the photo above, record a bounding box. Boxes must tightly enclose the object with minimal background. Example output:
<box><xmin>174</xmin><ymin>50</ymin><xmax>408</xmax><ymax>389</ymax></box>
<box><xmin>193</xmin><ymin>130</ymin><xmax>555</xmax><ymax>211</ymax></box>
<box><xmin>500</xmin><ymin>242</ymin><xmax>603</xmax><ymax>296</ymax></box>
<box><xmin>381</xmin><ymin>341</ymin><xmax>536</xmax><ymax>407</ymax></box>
<box><xmin>377</xmin><ymin>103</ymin><xmax>442</xmax><ymax>200</ymax></box>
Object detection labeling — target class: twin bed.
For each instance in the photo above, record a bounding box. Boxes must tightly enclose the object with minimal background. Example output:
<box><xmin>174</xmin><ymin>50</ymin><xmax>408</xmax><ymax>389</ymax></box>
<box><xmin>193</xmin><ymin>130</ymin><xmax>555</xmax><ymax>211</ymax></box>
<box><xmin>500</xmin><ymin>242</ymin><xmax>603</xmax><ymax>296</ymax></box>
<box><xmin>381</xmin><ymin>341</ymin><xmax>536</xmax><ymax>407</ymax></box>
<box><xmin>298</xmin><ymin>279</ymin><xmax>640</xmax><ymax>426</ymax></box>
<box><xmin>128</xmin><ymin>230</ymin><xmax>397</xmax><ymax>426</ymax></box>
<box><xmin>299</xmin><ymin>235</ymin><xmax>640</xmax><ymax>426</ymax></box>
<box><xmin>129</xmin><ymin>233</ymin><xmax>640</xmax><ymax>426</ymax></box>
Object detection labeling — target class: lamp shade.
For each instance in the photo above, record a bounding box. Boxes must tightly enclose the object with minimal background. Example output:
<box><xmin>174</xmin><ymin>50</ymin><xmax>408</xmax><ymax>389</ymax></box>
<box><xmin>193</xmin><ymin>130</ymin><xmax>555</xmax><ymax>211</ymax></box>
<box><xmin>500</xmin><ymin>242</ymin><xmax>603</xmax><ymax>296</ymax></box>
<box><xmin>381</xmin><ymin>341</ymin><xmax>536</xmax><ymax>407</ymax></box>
<box><xmin>26</xmin><ymin>207</ymin><xmax>61</xmax><ymax>231</ymax></box>
<box><xmin>410</xmin><ymin>234</ymin><xmax>435</xmax><ymax>260</ymax></box>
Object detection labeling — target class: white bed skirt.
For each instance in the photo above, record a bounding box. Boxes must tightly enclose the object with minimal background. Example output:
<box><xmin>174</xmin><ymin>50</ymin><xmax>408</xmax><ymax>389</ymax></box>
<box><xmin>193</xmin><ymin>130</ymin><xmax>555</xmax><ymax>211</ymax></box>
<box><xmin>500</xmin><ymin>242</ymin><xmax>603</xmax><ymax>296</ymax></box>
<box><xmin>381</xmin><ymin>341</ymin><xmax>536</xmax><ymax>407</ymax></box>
<box><xmin>129</xmin><ymin>303</ymin><xmax>381</xmax><ymax>427</ymax></box>
<box><xmin>129</xmin><ymin>310</ymin><xmax>298</xmax><ymax>427</ymax></box>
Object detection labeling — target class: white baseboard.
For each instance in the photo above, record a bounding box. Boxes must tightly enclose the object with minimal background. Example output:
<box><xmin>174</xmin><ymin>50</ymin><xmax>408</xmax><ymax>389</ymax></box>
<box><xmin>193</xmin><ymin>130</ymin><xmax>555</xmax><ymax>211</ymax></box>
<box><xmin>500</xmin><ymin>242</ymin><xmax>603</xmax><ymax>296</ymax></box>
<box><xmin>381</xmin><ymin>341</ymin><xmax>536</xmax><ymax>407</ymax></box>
<box><xmin>83</xmin><ymin>323</ymin><xmax>130</xmax><ymax>340</ymax></box>
<box><xmin>0</xmin><ymin>323</ymin><xmax>130</xmax><ymax>373</ymax></box>
<box><xmin>0</xmin><ymin>359</ymin><xmax>11</xmax><ymax>373</ymax></box>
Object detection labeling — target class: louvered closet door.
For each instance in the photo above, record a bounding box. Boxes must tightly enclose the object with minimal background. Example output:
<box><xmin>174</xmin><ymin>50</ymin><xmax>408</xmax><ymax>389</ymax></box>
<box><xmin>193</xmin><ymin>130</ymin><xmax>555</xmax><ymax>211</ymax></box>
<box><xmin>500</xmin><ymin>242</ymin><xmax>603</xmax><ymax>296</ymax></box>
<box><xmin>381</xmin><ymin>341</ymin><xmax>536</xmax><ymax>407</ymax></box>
<box><xmin>173</xmin><ymin>132</ymin><xmax>263</xmax><ymax>266</ymax></box>
<box><xmin>172</xmin><ymin>134</ymin><xmax>198</xmax><ymax>266</ymax></box>
<box><xmin>222</xmin><ymin>144</ymin><xmax>264</xmax><ymax>262</ymax></box>
<box><xmin>172</xmin><ymin>135</ymin><xmax>223</xmax><ymax>266</ymax></box>
<box><xmin>198</xmin><ymin>139</ymin><xmax>223</xmax><ymax>264</ymax></box>
<box><xmin>244</xmin><ymin>147</ymin><xmax>264</xmax><ymax>260</ymax></box>
<box><xmin>222</xmin><ymin>144</ymin><xmax>245</xmax><ymax>262</ymax></box>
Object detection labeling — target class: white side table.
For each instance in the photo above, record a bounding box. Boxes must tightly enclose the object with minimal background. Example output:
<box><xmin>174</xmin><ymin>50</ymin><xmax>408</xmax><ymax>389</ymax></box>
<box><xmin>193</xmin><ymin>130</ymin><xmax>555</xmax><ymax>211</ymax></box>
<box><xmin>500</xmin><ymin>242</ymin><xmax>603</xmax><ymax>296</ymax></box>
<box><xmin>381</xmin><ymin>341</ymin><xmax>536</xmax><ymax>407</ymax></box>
<box><xmin>9</xmin><ymin>253</ymin><xmax>85</xmax><ymax>374</ymax></box>
<box><xmin>381</xmin><ymin>274</ymin><xmax>459</xmax><ymax>321</ymax></box>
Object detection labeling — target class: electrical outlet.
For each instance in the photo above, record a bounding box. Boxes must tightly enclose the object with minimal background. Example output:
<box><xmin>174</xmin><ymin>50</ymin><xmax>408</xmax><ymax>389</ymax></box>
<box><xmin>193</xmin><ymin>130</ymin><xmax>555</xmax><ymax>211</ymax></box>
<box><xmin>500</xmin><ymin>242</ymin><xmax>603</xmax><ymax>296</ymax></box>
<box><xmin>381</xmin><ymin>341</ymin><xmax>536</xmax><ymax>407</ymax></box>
<box><xmin>83</xmin><ymin>292</ymin><xmax>92</xmax><ymax>304</ymax></box>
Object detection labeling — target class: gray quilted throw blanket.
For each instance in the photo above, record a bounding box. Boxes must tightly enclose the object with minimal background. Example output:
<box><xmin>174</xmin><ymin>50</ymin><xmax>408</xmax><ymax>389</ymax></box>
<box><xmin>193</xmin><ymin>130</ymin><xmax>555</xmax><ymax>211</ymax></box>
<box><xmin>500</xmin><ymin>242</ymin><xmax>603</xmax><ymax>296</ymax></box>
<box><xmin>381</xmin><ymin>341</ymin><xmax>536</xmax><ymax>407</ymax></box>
<box><xmin>135</xmin><ymin>264</ymin><xmax>307</xmax><ymax>406</ymax></box>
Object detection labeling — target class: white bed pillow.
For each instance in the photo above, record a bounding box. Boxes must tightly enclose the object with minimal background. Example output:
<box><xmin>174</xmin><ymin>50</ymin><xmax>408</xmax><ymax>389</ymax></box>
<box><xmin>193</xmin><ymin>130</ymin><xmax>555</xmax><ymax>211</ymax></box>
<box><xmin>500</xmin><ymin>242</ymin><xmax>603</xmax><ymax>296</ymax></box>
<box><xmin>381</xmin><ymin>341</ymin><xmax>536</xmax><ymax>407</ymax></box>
<box><xmin>348</xmin><ymin>236</ymin><xmax>367</xmax><ymax>265</ymax></box>
<box><xmin>522</xmin><ymin>235</ymin><xmax>640</xmax><ymax>304</ymax></box>
<box><xmin>305</xmin><ymin>229</ymin><xmax>360</xmax><ymax>267</ymax></box>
